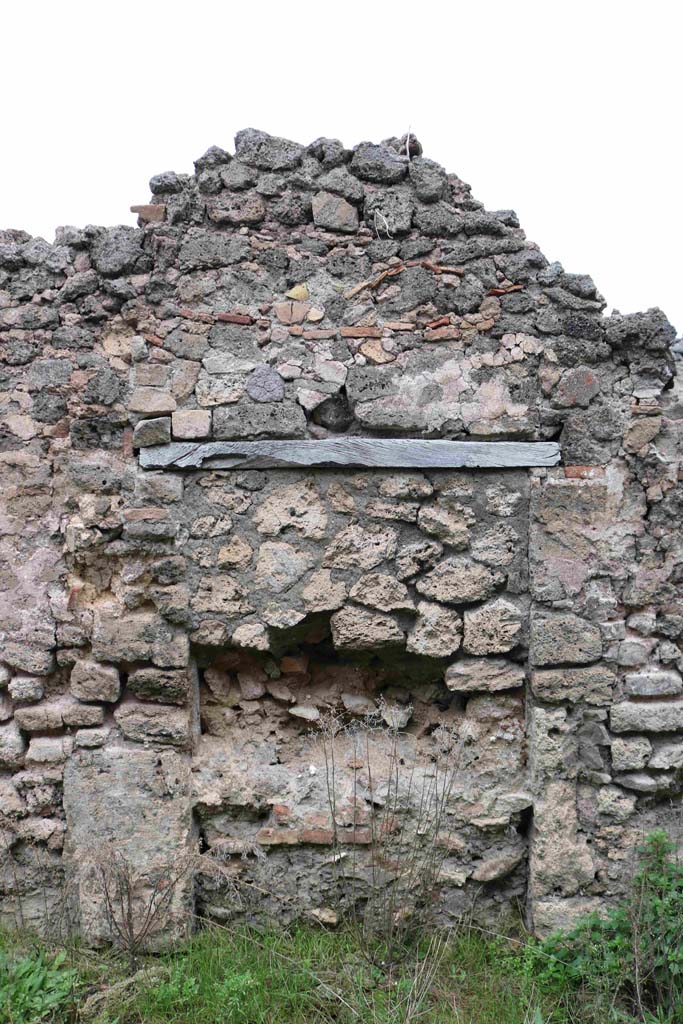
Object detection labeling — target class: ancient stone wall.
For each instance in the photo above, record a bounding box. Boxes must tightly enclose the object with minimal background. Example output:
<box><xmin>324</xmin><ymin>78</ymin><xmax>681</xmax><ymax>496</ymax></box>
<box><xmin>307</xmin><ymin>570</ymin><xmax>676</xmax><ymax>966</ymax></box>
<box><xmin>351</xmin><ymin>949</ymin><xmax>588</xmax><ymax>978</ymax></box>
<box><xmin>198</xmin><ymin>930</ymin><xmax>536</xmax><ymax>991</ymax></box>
<box><xmin>0</xmin><ymin>129</ymin><xmax>681</xmax><ymax>940</ymax></box>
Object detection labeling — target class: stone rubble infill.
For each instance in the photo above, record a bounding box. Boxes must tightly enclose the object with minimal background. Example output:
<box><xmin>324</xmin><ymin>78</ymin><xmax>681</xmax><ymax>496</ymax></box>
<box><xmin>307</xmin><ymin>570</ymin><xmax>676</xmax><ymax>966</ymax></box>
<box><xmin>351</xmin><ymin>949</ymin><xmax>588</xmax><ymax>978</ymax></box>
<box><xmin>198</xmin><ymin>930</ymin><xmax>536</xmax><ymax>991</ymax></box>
<box><xmin>0</xmin><ymin>126</ymin><xmax>681</xmax><ymax>944</ymax></box>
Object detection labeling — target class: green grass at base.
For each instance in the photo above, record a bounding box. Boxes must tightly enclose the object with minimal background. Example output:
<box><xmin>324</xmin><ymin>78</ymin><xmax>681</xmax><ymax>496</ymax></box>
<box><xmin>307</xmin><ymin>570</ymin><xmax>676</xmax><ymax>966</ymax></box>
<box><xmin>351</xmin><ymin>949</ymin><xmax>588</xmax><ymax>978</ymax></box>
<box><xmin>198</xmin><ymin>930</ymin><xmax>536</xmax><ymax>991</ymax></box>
<box><xmin>0</xmin><ymin>922</ymin><xmax>673</xmax><ymax>1024</ymax></box>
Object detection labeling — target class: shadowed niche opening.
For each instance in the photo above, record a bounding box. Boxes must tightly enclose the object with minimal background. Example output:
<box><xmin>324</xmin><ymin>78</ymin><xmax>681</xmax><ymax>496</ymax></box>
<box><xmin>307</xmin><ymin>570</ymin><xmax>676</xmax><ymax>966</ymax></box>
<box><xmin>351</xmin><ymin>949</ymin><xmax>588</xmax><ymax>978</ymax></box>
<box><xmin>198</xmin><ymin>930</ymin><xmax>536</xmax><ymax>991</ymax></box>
<box><xmin>189</xmin><ymin>611</ymin><xmax>530</xmax><ymax>931</ymax></box>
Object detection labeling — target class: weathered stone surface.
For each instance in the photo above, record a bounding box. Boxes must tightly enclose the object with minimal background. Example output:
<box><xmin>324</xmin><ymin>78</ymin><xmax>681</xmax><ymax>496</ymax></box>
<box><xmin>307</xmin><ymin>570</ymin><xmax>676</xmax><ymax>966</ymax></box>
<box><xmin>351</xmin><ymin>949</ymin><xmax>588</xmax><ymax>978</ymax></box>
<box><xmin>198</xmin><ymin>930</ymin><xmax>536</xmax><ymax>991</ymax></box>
<box><xmin>134</xmin><ymin>417</ymin><xmax>172</xmax><ymax>448</ymax></box>
<box><xmin>129</xmin><ymin>388</ymin><xmax>177</xmax><ymax>414</ymax></box>
<box><xmin>191</xmin><ymin>576</ymin><xmax>251</xmax><ymax>616</ymax></box>
<box><xmin>91</xmin><ymin>226</ymin><xmax>142</xmax><ymax>276</ymax></box>
<box><xmin>70</xmin><ymin>659</ymin><xmax>121</xmax><ymax>703</ymax></box>
<box><xmin>311</xmin><ymin>191</ymin><xmax>359</xmax><ymax>233</ymax></box>
<box><xmin>254</xmin><ymin>480</ymin><xmax>327</xmax><ymax>538</ymax></box>
<box><xmin>61</xmin><ymin>700</ymin><xmax>105</xmax><ymax>728</ymax></box>
<box><xmin>127</xmin><ymin>668</ymin><xmax>191</xmax><ymax>705</ymax></box>
<box><xmin>213</xmin><ymin>402</ymin><xmax>307</xmax><ymax>439</ymax></box>
<box><xmin>530</xmin><ymin>614</ymin><xmax>602</xmax><ymax>666</ymax></box>
<box><xmin>624</xmin><ymin>416</ymin><xmax>661</xmax><ymax>453</ymax></box>
<box><xmin>74</xmin><ymin>727</ymin><xmax>110</xmax><ymax>748</ymax></box>
<box><xmin>323</xmin><ymin>524</ymin><xmax>398</xmax><ymax>570</ymax></box>
<box><xmin>350</xmin><ymin>143</ymin><xmax>407</xmax><ymax>183</ymax></box>
<box><xmin>341</xmin><ymin>692</ymin><xmax>376</xmax><ymax>716</ymax></box>
<box><xmin>471</xmin><ymin>525</ymin><xmax>520</xmax><ymax>567</ymax></box>
<box><xmin>624</xmin><ymin>669</ymin><xmax>682</xmax><ymax>697</ymax></box>
<box><xmin>288</xmin><ymin>704</ymin><xmax>320</xmax><ymax>722</ymax></box>
<box><xmin>234</xmin><ymin>129</ymin><xmax>304</xmax><ymax>170</ymax></box>
<box><xmin>246</xmin><ymin>365</ymin><xmax>285</xmax><ymax>403</ymax></box>
<box><xmin>207</xmin><ymin>193</ymin><xmax>266</xmax><ymax>225</ymax></box>
<box><xmin>648</xmin><ymin>741</ymin><xmax>683</xmax><ymax>769</ymax></box>
<box><xmin>63</xmin><ymin>746</ymin><xmax>194</xmax><ymax>946</ymax></box>
<box><xmin>531</xmin><ymin>666</ymin><xmax>615</xmax><ymax>705</ymax></box>
<box><xmin>217</xmin><ymin>537</ymin><xmax>253</xmax><ymax>568</ymax></box>
<box><xmin>611</xmin><ymin>700</ymin><xmax>683</xmax><ymax>733</ymax></box>
<box><xmin>92</xmin><ymin>607</ymin><xmax>189</xmax><ymax>668</ymax></box>
<box><xmin>406</xmin><ymin>601</ymin><xmax>462</xmax><ymax>657</ymax></box>
<box><xmin>528</xmin><ymin>705</ymin><xmax>575</xmax><ymax>778</ymax></box>
<box><xmin>14</xmin><ymin>702</ymin><xmax>65</xmax><ymax>732</ymax></box>
<box><xmin>171</xmin><ymin>410</ymin><xmax>211</xmax><ymax>439</ymax></box>
<box><xmin>301</xmin><ymin>570</ymin><xmax>347</xmax><ymax>612</ymax></box>
<box><xmin>178</xmin><ymin>228</ymin><xmax>249</xmax><ymax>270</ymax></box>
<box><xmin>254</xmin><ymin>542</ymin><xmax>312</xmax><ymax>593</ymax></box>
<box><xmin>611</xmin><ymin>735</ymin><xmax>652</xmax><ymax>771</ymax></box>
<box><xmin>0</xmin><ymin>777</ymin><xmax>23</xmax><ymax>815</ymax></box>
<box><xmin>27</xmin><ymin>736</ymin><xmax>71</xmax><ymax>764</ymax></box>
<box><xmin>471</xmin><ymin>848</ymin><xmax>524</xmax><ymax>882</ymax></box>
<box><xmin>0</xmin><ymin>693</ymin><xmax>11</xmax><ymax>721</ymax></box>
<box><xmin>317</xmin><ymin>165</ymin><xmax>364</xmax><ymax>201</ymax></box>
<box><xmin>114</xmin><ymin>701</ymin><xmax>193</xmax><ymax>748</ymax></box>
<box><xmin>417</xmin><ymin>504</ymin><xmax>471</xmax><ymax>549</ymax></box>
<box><xmin>396</xmin><ymin>540</ymin><xmax>443</xmax><ymax>580</ymax></box>
<box><xmin>463</xmin><ymin>598</ymin><xmax>524</xmax><ymax>655</ymax></box>
<box><xmin>220</xmin><ymin>160</ymin><xmax>256</xmax><ymax>190</ymax></box>
<box><xmin>231</xmin><ymin>622</ymin><xmax>269</xmax><ymax>649</ymax></box>
<box><xmin>380</xmin><ymin>702</ymin><xmax>412</xmax><ymax>730</ymax></box>
<box><xmin>1</xmin><ymin>643</ymin><xmax>55</xmax><ymax>677</ymax></box>
<box><xmin>416</xmin><ymin>557</ymin><xmax>503</xmax><ymax>605</ymax></box>
<box><xmin>530</xmin><ymin>780</ymin><xmax>595</xmax><ymax>899</ymax></box>
<box><xmin>349</xmin><ymin>573</ymin><xmax>413</xmax><ymax>612</ymax></box>
<box><xmin>8</xmin><ymin>675</ymin><xmax>44</xmax><ymax>702</ymax></box>
<box><xmin>408</xmin><ymin>157</ymin><xmax>448</xmax><ymax>202</ymax></box>
<box><xmin>446</xmin><ymin>657</ymin><xmax>524</xmax><ymax>692</ymax></box>
<box><xmin>533</xmin><ymin>897</ymin><xmax>605</xmax><ymax>938</ymax></box>
<box><xmin>0</xmin><ymin>720</ymin><xmax>26</xmax><ymax>768</ymax></box>
<box><xmin>364</xmin><ymin>188</ymin><xmax>414</xmax><ymax>235</ymax></box>
<box><xmin>331</xmin><ymin>606</ymin><xmax>404</xmax><ymax>650</ymax></box>
<box><xmin>615</xmin><ymin>771</ymin><xmax>673</xmax><ymax>793</ymax></box>
<box><xmin>596</xmin><ymin>785</ymin><xmax>637</xmax><ymax>822</ymax></box>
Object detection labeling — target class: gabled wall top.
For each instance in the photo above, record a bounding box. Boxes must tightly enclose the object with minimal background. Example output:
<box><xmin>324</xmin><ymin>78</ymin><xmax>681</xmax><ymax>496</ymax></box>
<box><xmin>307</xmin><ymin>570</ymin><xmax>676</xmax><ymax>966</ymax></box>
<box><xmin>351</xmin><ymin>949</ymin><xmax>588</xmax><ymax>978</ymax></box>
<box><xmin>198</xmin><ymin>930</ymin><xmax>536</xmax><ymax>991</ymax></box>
<box><xmin>0</xmin><ymin>128</ymin><xmax>677</xmax><ymax>465</ymax></box>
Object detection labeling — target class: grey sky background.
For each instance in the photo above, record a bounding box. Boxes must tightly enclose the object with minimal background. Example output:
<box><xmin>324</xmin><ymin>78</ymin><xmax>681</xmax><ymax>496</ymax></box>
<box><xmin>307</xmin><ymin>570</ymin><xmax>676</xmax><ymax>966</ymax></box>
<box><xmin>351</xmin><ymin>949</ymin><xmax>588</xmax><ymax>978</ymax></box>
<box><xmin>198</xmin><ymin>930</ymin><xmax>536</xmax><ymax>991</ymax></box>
<box><xmin>3</xmin><ymin>0</ymin><xmax>681</xmax><ymax>333</ymax></box>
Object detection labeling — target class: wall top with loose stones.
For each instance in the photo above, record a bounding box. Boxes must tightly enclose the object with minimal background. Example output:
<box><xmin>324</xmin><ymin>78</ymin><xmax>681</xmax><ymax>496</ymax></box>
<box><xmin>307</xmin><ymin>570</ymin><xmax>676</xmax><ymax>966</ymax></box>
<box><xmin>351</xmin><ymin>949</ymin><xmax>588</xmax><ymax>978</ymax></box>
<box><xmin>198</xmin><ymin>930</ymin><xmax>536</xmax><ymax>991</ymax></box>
<box><xmin>0</xmin><ymin>128</ymin><xmax>677</xmax><ymax>467</ymax></box>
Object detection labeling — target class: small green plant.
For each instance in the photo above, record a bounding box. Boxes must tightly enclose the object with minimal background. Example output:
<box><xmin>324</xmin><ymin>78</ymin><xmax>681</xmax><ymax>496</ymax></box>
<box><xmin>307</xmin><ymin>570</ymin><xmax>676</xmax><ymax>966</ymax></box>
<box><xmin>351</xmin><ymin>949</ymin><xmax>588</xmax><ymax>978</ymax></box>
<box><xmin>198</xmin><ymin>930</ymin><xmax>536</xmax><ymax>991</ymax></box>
<box><xmin>0</xmin><ymin>946</ymin><xmax>77</xmax><ymax>1023</ymax></box>
<box><xmin>214</xmin><ymin>971</ymin><xmax>258</xmax><ymax>1020</ymax></box>
<box><xmin>144</xmin><ymin>961</ymin><xmax>200</xmax><ymax>1014</ymax></box>
<box><xmin>524</xmin><ymin>830</ymin><xmax>683</xmax><ymax>1021</ymax></box>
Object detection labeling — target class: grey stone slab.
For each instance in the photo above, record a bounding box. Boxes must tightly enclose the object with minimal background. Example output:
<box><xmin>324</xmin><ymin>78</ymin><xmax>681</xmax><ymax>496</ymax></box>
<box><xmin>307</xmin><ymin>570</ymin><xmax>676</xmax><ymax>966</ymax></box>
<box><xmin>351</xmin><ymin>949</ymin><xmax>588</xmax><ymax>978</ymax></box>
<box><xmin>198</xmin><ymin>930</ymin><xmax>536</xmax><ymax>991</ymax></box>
<box><xmin>140</xmin><ymin>438</ymin><xmax>561</xmax><ymax>471</ymax></box>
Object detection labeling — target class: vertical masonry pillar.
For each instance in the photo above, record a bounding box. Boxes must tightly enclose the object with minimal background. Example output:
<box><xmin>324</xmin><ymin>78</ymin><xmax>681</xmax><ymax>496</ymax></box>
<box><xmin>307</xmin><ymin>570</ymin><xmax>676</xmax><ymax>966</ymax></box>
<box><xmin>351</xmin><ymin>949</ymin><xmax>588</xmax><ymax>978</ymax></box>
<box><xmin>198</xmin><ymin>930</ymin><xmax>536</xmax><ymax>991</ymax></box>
<box><xmin>62</xmin><ymin>663</ymin><xmax>200</xmax><ymax>945</ymax></box>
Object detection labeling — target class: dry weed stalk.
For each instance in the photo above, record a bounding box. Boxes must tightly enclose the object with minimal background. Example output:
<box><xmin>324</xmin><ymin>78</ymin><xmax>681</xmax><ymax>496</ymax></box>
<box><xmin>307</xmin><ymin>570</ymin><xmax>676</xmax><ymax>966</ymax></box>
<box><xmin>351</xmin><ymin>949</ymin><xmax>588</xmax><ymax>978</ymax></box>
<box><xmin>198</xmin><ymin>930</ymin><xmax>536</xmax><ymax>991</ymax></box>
<box><xmin>0</xmin><ymin>837</ymin><xmax>76</xmax><ymax>941</ymax></box>
<box><xmin>318</xmin><ymin>700</ymin><xmax>463</xmax><ymax>965</ymax></box>
<box><xmin>83</xmin><ymin>845</ymin><xmax>195</xmax><ymax>974</ymax></box>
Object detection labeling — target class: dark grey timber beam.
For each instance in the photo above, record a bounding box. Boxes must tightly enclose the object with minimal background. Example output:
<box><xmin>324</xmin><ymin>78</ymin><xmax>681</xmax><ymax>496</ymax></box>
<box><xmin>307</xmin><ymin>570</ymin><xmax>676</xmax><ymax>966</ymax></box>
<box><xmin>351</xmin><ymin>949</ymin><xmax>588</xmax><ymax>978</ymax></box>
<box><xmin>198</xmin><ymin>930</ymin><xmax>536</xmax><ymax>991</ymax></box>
<box><xmin>139</xmin><ymin>439</ymin><xmax>561</xmax><ymax>471</ymax></box>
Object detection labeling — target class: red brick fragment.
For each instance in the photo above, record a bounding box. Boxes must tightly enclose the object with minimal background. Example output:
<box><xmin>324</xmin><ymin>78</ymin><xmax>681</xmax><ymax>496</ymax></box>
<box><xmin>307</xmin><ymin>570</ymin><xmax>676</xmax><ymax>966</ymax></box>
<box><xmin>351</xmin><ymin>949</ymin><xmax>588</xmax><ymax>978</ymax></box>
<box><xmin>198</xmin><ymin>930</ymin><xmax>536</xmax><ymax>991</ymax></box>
<box><xmin>122</xmin><ymin>427</ymin><xmax>134</xmax><ymax>458</ymax></box>
<box><xmin>424</xmin><ymin>326</ymin><xmax>460</xmax><ymax>341</ymax></box>
<box><xmin>179</xmin><ymin>308</ymin><xmax>214</xmax><ymax>323</ymax></box>
<box><xmin>564</xmin><ymin>466</ymin><xmax>606</xmax><ymax>479</ymax></box>
<box><xmin>256</xmin><ymin>828</ymin><xmax>300</xmax><ymax>846</ymax></box>
<box><xmin>300</xmin><ymin>828</ymin><xmax>335</xmax><ymax>845</ymax></box>
<box><xmin>123</xmin><ymin>507</ymin><xmax>168</xmax><ymax>522</ymax></box>
<box><xmin>302</xmin><ymin>329</ymin><xmax>339</xmax><ymax>340</ymax></box>
<box><xmin>340</xmin><ymin>326</ymin><xmax>382</xmax><ymax>338</ymax></box>
<box><xmin>130</xmin><ymin>204</ymin><xmax>166</xmax><ymax>224</ymax></box>
<box><xmin>487</xmin><ymin>283</ymin><xmax>524</xmax><ymax>295</ymax></box>
<box><xmin>340</xmin><ymin>828</ymin><xmax>372</xmax><ymax>845</ymax></box>
<box><xmin>215</xmin><ymin>312</ymin><xmax>255</xmax><ymax>325</ymax></box>
<box><xmin>425</xmin><ymin>315</ymin><xmax>451</xmax><ymax>330</ymax></box>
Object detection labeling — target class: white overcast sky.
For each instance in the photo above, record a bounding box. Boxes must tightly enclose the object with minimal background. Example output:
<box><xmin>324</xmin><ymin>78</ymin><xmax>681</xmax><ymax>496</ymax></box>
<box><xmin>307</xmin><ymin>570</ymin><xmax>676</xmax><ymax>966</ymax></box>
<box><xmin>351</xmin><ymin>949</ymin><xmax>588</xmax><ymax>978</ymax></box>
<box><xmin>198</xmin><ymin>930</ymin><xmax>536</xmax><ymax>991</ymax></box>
<box><xmin>2</xmin><ymin>1</ymin><xmax>681</xmax><ymax>333</ymax></box>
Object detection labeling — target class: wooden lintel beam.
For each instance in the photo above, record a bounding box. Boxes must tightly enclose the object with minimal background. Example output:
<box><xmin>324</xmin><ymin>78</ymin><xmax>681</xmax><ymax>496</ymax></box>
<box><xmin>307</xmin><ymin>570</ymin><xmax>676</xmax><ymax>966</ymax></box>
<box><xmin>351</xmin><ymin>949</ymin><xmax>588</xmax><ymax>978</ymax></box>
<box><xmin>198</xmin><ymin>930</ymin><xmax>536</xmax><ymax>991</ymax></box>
<box><xmin>139</xmin><ymin>439</ymin><xmax>561</xmax><ymax>471</ymax></box>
